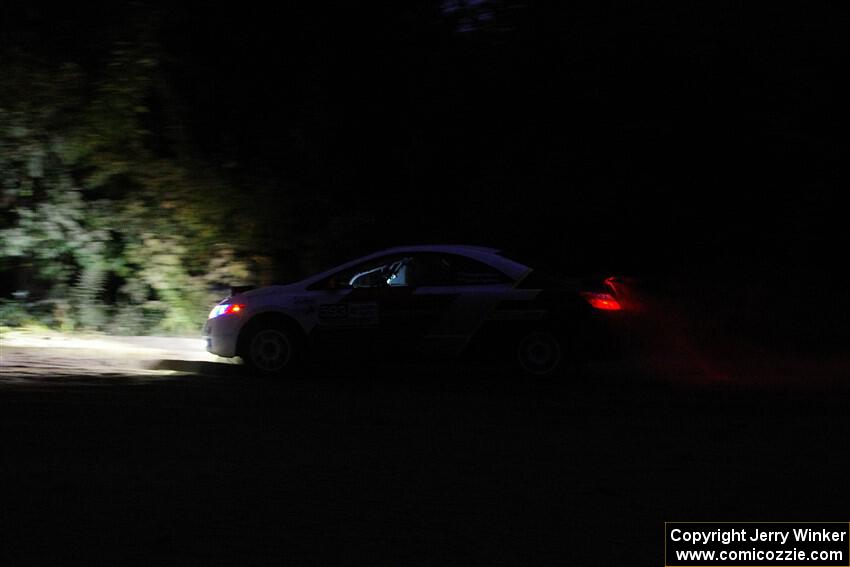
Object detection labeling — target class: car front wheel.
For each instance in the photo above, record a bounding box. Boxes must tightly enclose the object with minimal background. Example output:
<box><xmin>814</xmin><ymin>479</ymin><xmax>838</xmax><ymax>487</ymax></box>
<box><xmin>242</xmin><ymin>325</ymin><xmax>302</xmax><ymax>376</ymax></box>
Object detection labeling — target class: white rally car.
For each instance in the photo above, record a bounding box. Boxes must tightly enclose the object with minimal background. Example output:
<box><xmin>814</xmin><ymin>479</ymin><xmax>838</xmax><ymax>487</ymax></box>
<box><xmin>203</xmin><ymin>245</ymin><xmax>629</xmax><ymax>376</ymax></box>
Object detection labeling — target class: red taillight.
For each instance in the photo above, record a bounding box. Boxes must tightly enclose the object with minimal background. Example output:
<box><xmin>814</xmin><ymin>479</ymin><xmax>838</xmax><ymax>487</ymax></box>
<box><xmin>581</xmin><ymin>292</ymin><xmax>622</xmax><ymax>311</ymax></box>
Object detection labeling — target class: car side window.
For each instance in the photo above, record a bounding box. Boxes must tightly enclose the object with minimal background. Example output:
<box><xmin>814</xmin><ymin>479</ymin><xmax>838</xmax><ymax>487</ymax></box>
<box><xmin>309</xmin><ymin>253</ymin><xmax>509</xmax><ymax>290</ymax></box>
<box><xmin>451</xmin><ymin>255</ymin><xmax>511</xmax><ymax>285</ymax></box>
<box><xmin>311</xmin><ymin>255</ymin><xmax>412</xmax><ymax>290</ymax></box>
<box><xmin>407</xmin><ymin>254</ymin><xmax>509</xmax><ymax>287</ymax></box>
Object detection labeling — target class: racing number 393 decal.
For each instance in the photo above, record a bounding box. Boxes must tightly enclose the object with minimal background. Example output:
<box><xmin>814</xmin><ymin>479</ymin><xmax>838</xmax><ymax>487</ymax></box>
<box><xmin>318</xmin><ymin>302</ymin><xmax>379</xmax><ymax>326</ymax></box>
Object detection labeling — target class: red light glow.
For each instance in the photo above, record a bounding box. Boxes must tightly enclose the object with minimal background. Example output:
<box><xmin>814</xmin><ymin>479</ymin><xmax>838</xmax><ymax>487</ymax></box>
<box><xmin>224</xmin><ymin>304</ymin><xmax>245</xmax><ymax>315</ymax></box>
<box><xmin>209</xmin><ymin>303</ymin><xmax>247</xmax><ymax>319</ymax></box>
<box><xmin>581</xmin><ymin>292</ymin><xmax>622</xmax><ymax>311</ymax></box>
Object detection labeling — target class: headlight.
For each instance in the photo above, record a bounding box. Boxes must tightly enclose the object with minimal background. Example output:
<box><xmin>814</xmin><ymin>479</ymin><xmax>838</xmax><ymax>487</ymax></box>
<box><xmin>208</xmin><ymin>303</ymin><xmax>245</xmax><ymax>319</ymax></box>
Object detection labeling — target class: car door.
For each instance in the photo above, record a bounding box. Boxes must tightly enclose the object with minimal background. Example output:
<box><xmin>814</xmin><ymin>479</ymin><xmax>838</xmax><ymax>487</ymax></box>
<box><xmin>308</xmin><ymin>254</ymin><xmax>412</xmax><ymax>361</ymax></box>
<box><xmin>401</xmin><ymin>253</ymin><xmax>514</xmax><ymax>358</ymax></box>
<box><xmin>308</xmin><ymin>252</ymin><xmax>514</xmax><ymax>362</ymax></box>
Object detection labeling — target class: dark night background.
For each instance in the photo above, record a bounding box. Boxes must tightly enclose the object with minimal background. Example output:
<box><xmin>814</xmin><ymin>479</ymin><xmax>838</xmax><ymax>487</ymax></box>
<box><xmin>170</xmin><ymin>2</ymin><xmax>845</xmax><ymax>273</ymax></box>
<box><xmin>176</xmin><ymin>3</ymin><xmax>846</xmax><ymax>273</ymax></box>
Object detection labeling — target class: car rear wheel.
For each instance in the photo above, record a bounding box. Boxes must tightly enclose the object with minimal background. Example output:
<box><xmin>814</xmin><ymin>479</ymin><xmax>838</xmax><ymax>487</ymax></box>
<box><xmin>516</xmin><ymin>330</ymin><xmax>564</xmax><ymax>376</ymax></box>
<box><xmin>242</xmin><ymin>325</ymin><xmax>302</xmax><ymax>376</ymax></box>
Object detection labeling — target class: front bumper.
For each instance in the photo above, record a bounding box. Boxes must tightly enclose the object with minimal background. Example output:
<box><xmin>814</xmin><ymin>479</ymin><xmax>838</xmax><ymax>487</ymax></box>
<box><xmin>203</xmin><ymin>317</ymin><xmax>240</xmax><ymax>358</ymax></box>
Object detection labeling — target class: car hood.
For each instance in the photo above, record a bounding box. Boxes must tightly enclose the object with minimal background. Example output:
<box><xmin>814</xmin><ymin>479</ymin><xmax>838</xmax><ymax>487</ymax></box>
<box><xmin>231</xmin><ymin>282</ymin><xmax>305</xmax><ymax>300</ymax></box>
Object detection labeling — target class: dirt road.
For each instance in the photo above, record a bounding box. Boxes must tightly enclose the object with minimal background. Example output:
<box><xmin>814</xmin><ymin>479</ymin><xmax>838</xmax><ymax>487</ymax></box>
<box><xmin>1</xmin><ymin>338</ymin><xmax>848</xmax><ymax>565</ymax></box>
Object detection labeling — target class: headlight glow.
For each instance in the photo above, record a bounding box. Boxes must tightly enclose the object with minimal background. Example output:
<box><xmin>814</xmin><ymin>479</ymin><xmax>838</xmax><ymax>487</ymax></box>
<box><xmin>208</xmin><ymin>303</ymin><xmax>245</xmax><ymax>319</ymax></box>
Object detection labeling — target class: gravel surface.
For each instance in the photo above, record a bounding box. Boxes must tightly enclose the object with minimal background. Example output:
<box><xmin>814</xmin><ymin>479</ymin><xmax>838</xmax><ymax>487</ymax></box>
<box><xmin>1</xmin><ymin>329</ymin><xmax>233</xmax><ymax>385</ymax></box>
<box><xmin>1</xmin><ymin>330</ymin><xmax>848</xmax><ymax>565</ymax></box>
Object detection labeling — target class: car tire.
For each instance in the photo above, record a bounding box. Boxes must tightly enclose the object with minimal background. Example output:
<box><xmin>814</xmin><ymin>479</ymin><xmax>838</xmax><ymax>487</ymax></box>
<box><xmin>241</xmin><ymin>323</ymin><xmax>303</xmax><ymax>377</ymax></box>
<box><xmin>515</xmin><ymin>330</ymin><xmax>566</xmax><ymax>376</ymax></box>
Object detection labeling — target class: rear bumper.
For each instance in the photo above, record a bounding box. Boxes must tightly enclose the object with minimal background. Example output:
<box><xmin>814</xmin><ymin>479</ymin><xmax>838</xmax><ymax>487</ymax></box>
<box><xmin>463</xmin><ymin>310</ymin><xmax>636</xmax><ymax>363</ymax></box>
<box><xmin>578</xmin><ymin>310</ymin><xmax>645</xmax><ymax>360</ymax></box>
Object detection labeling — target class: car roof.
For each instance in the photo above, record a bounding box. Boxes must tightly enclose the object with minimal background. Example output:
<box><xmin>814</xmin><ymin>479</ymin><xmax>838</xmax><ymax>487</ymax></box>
<box><xmin>300</xmin><ymin>244</ymin><xmax>531</xmax><ymax>287</ymax></box>
<box><xmin>378</xmin><ymin>244</ymin><xmax>501</xmax><ymax>256</ymax></box>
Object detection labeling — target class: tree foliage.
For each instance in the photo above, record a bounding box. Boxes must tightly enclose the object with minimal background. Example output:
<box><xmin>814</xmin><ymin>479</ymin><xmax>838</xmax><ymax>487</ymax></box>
<box><xmin>0</xmin><ymin>19</ymin><xmax>252</xmax><ymax>334</ymax></box>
